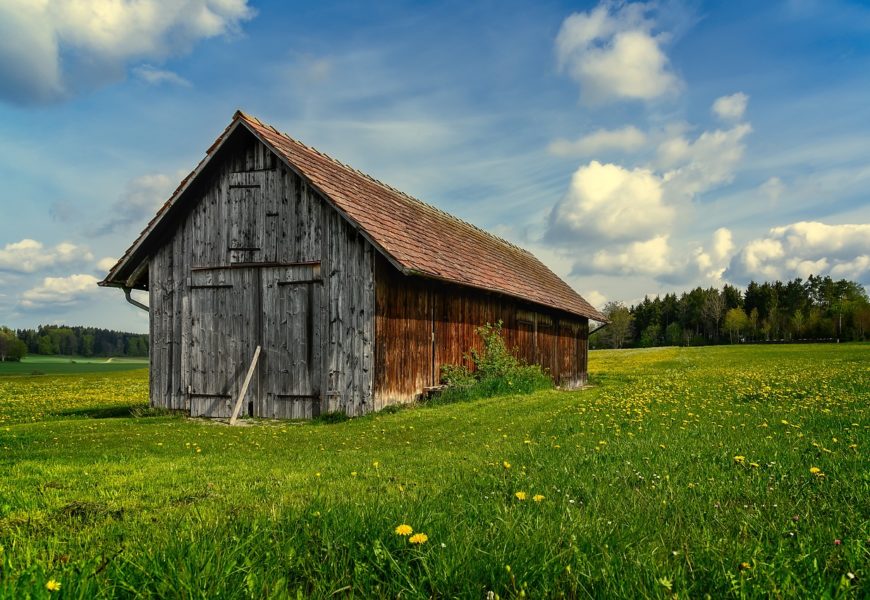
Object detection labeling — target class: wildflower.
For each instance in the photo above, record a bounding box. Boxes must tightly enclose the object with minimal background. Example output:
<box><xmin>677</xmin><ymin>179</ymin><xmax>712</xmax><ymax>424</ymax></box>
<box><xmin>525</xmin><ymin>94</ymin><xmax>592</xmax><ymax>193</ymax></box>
<box><xmin>395</xmin><ymin>524</ymin><xmax>413</xmax><ymax>536</ymax></box>
<box><xmin>409</xmin><ymin>533</ymin><xmax>428</xmax><ymax>544</ymax></box>
<box><xmin>503</xmin><ymin>461</ymin><xmax>511</xmax><ymax>469</ymax></box>
<box><xmin>372</xmin><ymin>461</ymin><xmax>379</xmax><ymax>468</ymax></box>
<box><xmin>834</xmin><ymin>539</ymin><xmax>842</xmax><ymax>546</ymax></box>
<box><xmin>515</xmin><ymin>491</ymin><xmax>527</xmax><ymax>501</ymax></box>
<box><xmin>532</xmin><ymin>494</ymin><xmax>545</xmax><ymax>502</ymax></box>
<box><xmin>351</xmin><ymin>471</ymin><xmax>358</xmax><ymax>477</ymax></box>
<box><xmin>46</xmin><ymin>580</ymin><xmax>61</xmax><ymax>592</ymax></box>
<box><xmin>733</xmin><ymin>455</ymin><xmax>745</xmax><ymax>464</ymax></box>
<box><xmin>315</xmin><ymin>472</ymin><xmax>321</xmax><ymax>477</ymax></box>
<box><xmin>739</xmin><ymin>562</ymin><xmax>751</xmax><ymax>571</ymax></box>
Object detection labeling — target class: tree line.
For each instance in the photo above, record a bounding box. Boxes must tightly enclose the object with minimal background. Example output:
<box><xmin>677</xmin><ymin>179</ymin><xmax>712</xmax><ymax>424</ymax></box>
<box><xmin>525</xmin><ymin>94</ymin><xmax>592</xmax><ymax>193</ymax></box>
<box><xmin>592</xmin><ymin>274</ymin><xmax>870</xmax><ymax>349</ymax></box>
<box><xmin>0</xmin><ymin>325</ymin><xmax>149</xmax><ymax>361</ymax></box>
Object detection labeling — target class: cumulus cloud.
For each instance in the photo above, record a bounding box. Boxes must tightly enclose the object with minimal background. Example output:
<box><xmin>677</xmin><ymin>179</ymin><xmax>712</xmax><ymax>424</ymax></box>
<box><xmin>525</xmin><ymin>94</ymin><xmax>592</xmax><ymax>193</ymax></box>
<box><xmin>0</xmin><ymin>239</ymin><xmax>93</xmax><ymax>273</ymax></box>
<box><xmin>727</xmin><ymin>222</ymin><xmax>870</xmax><ymax>284</ymax></box>
<box><xmin>133</xmin><ymin>64</ymin><xmax>191</xmax><ymax>87</ymax></box>
<box><xmin>712</xmin><ymin>227</ymin><xmax>733</xmax><ymax>262</ymax></box>
<box><xmin>712</xmin><ymin>92</ymin><xmax>748</xmax><ymax>121</ymax></box>
<box><xmin>584</xmin><ymin>289</ymin><xmax>608</xmax><ymax>310</ymax></box>
<box><xmin>96</xmin><ymin>257</ymin><xmax>118</xmax><ymax>273</ymax></box>
<box><xmin>94</xmin><ymin>173</ymin><xmax>178</xmax><ymax>235</ymax></box>
<box><xmin>0</xmin><ymin>0</ymin><xmax>254</xmax><ymax>104</ymax></box>
<box><xmin>548</xmin><ymin>126</ymin><xmax>647</xmax><ymax>157</ymax></box>
<box><xmin>547</xmin><ymin>161</ymin><xmax>673</xmax><ymax>244</ymax></box>
<box><xmin>577</xmin><ymin>235</ymin><xmax>675</xmax><ymax>277</ymax></box>
<box><xmin>555</xmin><ymin>2</ymin><xmax>681</xmax><ymax>104</ymax></box>
<box><xmin>19</xmin><ymin>274</ymin><xmax>100</xmax><ymax>309</ymax></box>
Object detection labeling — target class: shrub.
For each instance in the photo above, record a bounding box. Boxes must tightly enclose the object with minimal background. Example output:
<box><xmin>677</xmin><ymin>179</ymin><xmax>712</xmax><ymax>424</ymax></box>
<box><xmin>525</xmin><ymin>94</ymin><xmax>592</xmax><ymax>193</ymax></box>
<box><xmin>433</xmin><ymin>321</ymin><xmax>551</xmax><ymax>405</ymax></box>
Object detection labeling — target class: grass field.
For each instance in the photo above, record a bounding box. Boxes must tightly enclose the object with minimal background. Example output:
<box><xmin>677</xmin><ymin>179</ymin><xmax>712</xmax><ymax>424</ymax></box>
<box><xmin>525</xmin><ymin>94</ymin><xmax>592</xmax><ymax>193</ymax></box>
<box><xmin>0</xmin><ymin>345</ymin><xmax>867</xmax><ymax>598</ymax></box>
<box><xmin>0</xmin><ymin>355</ymin><xmax>149</xmax><ymax>377</ymax></box>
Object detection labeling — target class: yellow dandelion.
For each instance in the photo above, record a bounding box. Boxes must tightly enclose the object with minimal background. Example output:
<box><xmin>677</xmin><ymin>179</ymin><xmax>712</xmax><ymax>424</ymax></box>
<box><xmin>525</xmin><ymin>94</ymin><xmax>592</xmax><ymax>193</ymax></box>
<box><xmin>809</xmin><ymin>466</ymin><xmax>820</xmax><ymax>474</ymax></box>
<box><xmin>533</xmin><ymin>494</ymin><xmax>545</xmax><ymax>502</ymax></box>
<box><xmin>515</xmin><ymin>491</ymin><xmax>527</xmax><ymax>501</ymax></box>
<box><xmin>372</xmin><ymin>461</ymin><xmax>379</xmax><ymax>468</ymax></box>
<box><xmin>749</xmin><ymin>462</ymin><xmax>759</xmax><ymax>468</ymax></box>
<box><xmin>739</xmin><ymin>561</ymin><xmax>751</xmax><ymax>571</ymax></box>
<box><xmin>351</xmin><ymin>471</ymin><xmax>358</xmax><ymax>477</ymax></box>
<box><xmin>409</xmin><ymin>532</ymin><xmax>428</xmax><ymax>544</ymax></box>
<box><xmin>46</xmin><ymin>580</ymin><xmax>61</xmax><ymax>592</ymax></box>
<box><xmin>733</xmin><ymin>455</ymin><xmax>745</xmax><ymax>464</ymax></box>
<box><xmin>503</xmin><ymin>461</ymin><xmax>511</xmax><ymax>469</ymax></box>
<box><xmin>395</xmin><ymin>524</ymin><xmax>413</xmax><ymax>536</ymax></box>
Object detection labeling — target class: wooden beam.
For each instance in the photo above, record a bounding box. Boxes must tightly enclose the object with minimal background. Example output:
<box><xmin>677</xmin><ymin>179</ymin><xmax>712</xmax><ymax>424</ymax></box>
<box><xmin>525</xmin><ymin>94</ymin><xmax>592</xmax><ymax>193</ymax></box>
<box><xmin>229</xmin><ymin>345</ymin><xmax>261</xmax><ymax>425</ymax></box>
<box><xmin>125</xmin><ymin>261</ymin><xmax>149</xmax><ymax>289</ymax></box>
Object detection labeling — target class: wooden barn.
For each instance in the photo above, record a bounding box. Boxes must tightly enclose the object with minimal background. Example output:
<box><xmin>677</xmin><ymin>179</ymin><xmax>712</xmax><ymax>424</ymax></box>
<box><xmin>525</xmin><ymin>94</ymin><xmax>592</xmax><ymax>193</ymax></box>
<box><xmin>101</xmin><ymin>111</ymin><xmax>607</xmax><ymax>419</ymax></box>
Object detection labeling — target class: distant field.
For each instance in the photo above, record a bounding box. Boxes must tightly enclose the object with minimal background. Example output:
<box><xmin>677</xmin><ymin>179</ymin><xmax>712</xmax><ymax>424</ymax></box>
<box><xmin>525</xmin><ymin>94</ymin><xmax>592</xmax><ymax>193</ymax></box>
<box><xmin>0</xmin><ymin>355</ymin><xmax>148</xmax><ymax>376</ymax></box>
<box><xmin>0</xmin><ymin>344</ymin><xmax>867</xmax><ymax>598</ymax></box>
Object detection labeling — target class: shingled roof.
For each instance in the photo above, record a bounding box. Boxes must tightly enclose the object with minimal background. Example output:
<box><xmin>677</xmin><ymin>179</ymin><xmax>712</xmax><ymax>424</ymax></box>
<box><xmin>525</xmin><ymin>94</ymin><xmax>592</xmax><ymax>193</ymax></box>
<box><xmin>102</xmin><ymin>111</ymin><xmax>607</xmax><ymax>322</ymax></box>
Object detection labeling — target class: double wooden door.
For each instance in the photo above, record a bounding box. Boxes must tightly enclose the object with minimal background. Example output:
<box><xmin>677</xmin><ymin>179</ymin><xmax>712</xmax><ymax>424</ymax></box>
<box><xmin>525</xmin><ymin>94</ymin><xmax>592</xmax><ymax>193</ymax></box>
<box><xmin>187</xmin><ymin>264</ymin><xmax>322</xmax><ymax>419</ymax></box>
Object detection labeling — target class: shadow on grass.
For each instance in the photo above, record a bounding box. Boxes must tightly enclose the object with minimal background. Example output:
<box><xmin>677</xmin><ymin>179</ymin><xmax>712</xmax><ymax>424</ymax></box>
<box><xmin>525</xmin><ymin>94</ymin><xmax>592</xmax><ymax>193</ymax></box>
<box><xmin>56</xmin><ymin>405</ymin><xmax>173</xmax><ymax>419</ymax></box>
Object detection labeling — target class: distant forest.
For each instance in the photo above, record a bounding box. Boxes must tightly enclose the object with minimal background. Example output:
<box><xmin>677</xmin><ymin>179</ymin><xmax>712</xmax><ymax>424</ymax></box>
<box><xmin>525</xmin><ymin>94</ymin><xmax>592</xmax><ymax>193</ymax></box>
<box><xmin>592</xmin><ymin>274</ymin><xmax>870</xmax><ymax>349</ymax></box>
<box><xmin>0</xmin><ymin>325</ymin><xmax>149</xmax><ymax>361</ymax></box>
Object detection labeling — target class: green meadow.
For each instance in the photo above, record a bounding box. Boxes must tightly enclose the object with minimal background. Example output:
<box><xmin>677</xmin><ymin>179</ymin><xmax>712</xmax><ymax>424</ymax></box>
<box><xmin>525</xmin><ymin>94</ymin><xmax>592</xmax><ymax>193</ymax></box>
<box><xmin>0</xmin><ymin>355</ymin><xmax>148</xmax><ymax>377</ymax></box>
<box><xmin>0</xmin><ymin>344</ymin><xmax>867</xmax><ymax>598</ymax></box>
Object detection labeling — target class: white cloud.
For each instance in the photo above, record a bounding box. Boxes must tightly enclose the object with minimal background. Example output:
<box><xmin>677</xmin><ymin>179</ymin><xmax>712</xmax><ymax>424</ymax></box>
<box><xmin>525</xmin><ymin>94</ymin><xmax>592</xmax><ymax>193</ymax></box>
<box><xmin>0</xmin><ymin>239</ymin><xmax>93</xmax><ymax>273</ymax></box>
<box><xmin>0</xmin><ymin>0</ymin><xmax>254</xmax><ymax>104</ymax></box>
<box><xmin>584</xmin><ymin>289</ymin><xmax>608</xmax><ymax>310</ymax></box>
<box><xmin>712</xmin><ymin>92</ymin><xmax>749</xmax><ymax>121</ymax></box>
<box><xmin>548</xmin><ymin>126</ymin><xmax>647</xmax><ymax>157</ymax></box>
<box><xmin>555</xmin><ymin>2</ymin><xmax>681</xmax><ymax>104</ymax></box>
<box><xmin>97</xmin><ymin>257</ymin><xmax>118</xmax><ymax>272</ymax></box>
<box><xmin>95</xmin><ymin>172</ymin><xmax>179</xmax><ymax>234</ymax></box>
<box><xmin>547</xmin><ymin>161</ymin><xmax>673</xmax><ymax>243</ymax></box>
<box><xmin>587</xmin><ymin>235</ymin><xmax>675</xmax><ymax>276</ymax></box>
<box><xmin>727</xmin><ymin>222</ymin><xmax>870</xmax><ymax>284</ymax></box>
<box><xmin>133</xmin><ymin>64</ymin><xmax>191</xmax><ymax>87</ymax></box>
<box><xmin>712</xmin><ymin>227</ymin><xmax>733</xmax><ymax>262</ymax></box>
<box><xmin>830</xmin><ymin>255</ymin><xmax>870</xmax><ymax>280</ymax></box>
<box><xmin>659</xmin><ymin>123</ymin><xmax>752</xmax><ymax>200</ymax></box>
<box><xmin>760</xmin><ymin>176</ymin><xmax>785</xmax><ymax>205</ymax></box>
<box><xmin>20</xmin><ymin>274</ymin><xmax>100</xmax><ymax>308</ymax></box>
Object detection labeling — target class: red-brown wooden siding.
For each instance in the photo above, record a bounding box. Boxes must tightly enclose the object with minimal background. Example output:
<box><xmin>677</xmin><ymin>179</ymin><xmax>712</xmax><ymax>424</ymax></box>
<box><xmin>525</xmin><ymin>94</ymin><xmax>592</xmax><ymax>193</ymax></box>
<box><xmin>374</xmin><ymin>255</ymin><xmax>588</xmax><ymax>404</ymax></box>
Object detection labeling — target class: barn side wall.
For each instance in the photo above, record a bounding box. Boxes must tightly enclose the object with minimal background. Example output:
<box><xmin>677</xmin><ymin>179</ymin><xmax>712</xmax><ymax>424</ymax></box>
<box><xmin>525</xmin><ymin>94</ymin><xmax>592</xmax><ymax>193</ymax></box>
<box><xmin>373</xmin><ymin>255</ymin><xmax>589</xmax><ymax>405</ymax></box>
<box><xmin>148</xmin><ymin>130</ymin><xmax>374</xmax><ymax>416</ymax></box>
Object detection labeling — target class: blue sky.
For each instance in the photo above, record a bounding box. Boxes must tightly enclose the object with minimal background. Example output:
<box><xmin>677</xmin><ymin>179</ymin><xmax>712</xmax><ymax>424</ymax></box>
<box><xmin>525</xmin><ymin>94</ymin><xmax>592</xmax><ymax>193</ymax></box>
<box><xmin>0</xmin><ymin>0</ymin><xmax>868</xmax><ymax>333</ymax></box>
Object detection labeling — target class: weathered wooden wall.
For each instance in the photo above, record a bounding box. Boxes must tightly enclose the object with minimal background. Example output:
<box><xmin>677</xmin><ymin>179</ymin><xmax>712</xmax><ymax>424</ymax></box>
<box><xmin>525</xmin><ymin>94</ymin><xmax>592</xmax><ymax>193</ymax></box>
<box><xmin>148</xmin><ymin>128</ymin><xmax>374</xmax><ymax>417</ymax></box>
<box><xmin>373</xmin><ymin>255</ymin><xmax>589</xmax><ymax>405</ymax></box>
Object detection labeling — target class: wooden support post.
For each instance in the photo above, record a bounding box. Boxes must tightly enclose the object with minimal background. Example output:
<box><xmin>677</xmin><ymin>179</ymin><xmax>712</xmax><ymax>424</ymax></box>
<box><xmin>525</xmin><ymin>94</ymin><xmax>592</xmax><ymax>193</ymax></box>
<box><xmin>230</xmin><ymin>345</ymin><xmax>261</xmax><ymax>425</ymax></box>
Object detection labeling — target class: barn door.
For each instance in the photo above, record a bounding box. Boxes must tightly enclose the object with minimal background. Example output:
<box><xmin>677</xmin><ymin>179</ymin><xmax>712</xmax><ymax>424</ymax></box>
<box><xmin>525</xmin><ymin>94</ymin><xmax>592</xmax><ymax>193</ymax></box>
<box><xmin>188</xmin><ymin>268</ymin><xmax>259</xmax><ymax>417</ymax></box>
<box><xmin>257</xmin><ymin>264</ymin><xmax>322</xmax><ymax>419</ymax></box>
